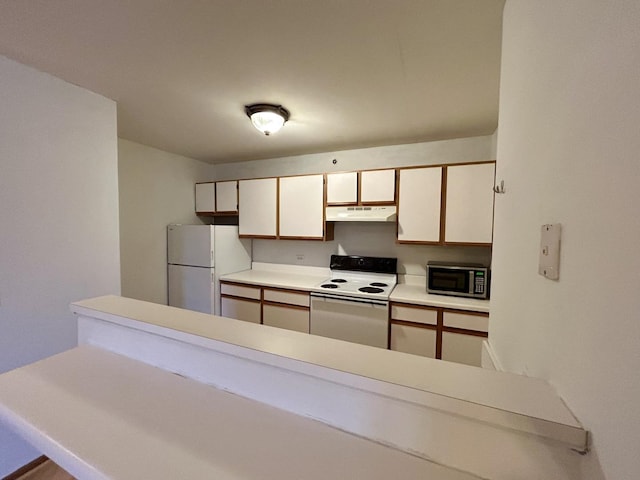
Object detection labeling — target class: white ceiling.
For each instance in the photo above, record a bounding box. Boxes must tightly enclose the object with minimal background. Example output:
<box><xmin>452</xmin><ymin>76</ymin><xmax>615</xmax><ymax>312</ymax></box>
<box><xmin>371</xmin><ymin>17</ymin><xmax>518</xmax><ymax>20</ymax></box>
<box><xmin>0</xmin><ymin>1</ymin><xmax>505</xmax><ymax>164</ymax></box>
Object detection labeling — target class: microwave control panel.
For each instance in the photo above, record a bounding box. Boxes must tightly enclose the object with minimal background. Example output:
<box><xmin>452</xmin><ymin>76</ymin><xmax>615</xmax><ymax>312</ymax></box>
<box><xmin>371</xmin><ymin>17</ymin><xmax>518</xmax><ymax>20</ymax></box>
<box><xmin>473</xmin><ymin>272</ymin><xmax>486</xmax><ymax>294</ymax></box>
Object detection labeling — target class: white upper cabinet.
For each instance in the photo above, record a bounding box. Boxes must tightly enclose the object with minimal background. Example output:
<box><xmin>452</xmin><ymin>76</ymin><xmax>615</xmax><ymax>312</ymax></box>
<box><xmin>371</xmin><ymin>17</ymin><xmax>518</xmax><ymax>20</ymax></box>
<box><xmin>360</xmin><ymin>169</ymin><xmax>396</xmax><ymax>204</ymax></box>
<box><xmin>215</xmin><ymin>181</ymin><xmax>238</xmax><ymax>213</ymax></box>
<box><xmin>397</xmin><ymin>167</ymin><xmax>442</xmax><ymax>243</ymax></box>
<box><xmin>238</xmin><ymin>178</ymin><xmax>278</xmax><ymax>238</ymax></box>
<box><xmin>444</xmin><ymin>163</ymin><xmax>495</xmax><ymax>244</ymax></box>
<box><xmin>279</xmin><ymin>175</ymin><xmax>325</xmax><ymax>239</ymax></box>
<box><xmin>195</xmin><ymin>182</ymin><xmax>216</xmax><ymax>213</ymax></box>
<box><xmin>326</xmin><ymin>172</ymin><xmax>358</xmax><ymax>205</ymax></box>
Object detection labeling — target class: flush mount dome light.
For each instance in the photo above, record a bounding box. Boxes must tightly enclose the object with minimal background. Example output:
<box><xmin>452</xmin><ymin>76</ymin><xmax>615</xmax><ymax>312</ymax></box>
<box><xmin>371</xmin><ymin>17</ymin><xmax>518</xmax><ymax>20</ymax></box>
<box><xmin>244</xmin><ymin>103</ymin><xmax>290</xmax><ymax>136</ymax></box>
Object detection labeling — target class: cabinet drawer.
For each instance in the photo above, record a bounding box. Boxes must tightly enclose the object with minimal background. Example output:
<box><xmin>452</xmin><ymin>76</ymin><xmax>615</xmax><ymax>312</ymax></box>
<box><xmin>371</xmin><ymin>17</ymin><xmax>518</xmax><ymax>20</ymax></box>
<box><xmin>220</xmin><ymin>283</ymin><xmax>261</xmax><ymax>300</ymax></box>
<box><xmin>443</xmin><ymin>311</ymin><xmax>489</xmax><ymax>333</ymax></box>
<box><xmin>391</xmin><ymin>304</ymin><xmax>438</xmax><ymax>326</ymax></box>
<box><xmin>390</xmin><ymin>323</ymin><xmax>437</xmax><ymax>359</ymax></box>
<box><xmin>220</xmin><ymin>297</ymin><xmax>261</xmax><ymax>324</ymax></box>
<box><xmin>263</xmin><ymin>304</ymin><xmax>310</xmax><ymax>333</ymax></box>
<box><xmin>263</xmin><ymin>288</ymin><xmax>310</xmax><ymax>308</ymax></box>
<box><xmin>441</xmin><ymin>331</ymin><xmax>484</xmax><ymax>367</ymax></box>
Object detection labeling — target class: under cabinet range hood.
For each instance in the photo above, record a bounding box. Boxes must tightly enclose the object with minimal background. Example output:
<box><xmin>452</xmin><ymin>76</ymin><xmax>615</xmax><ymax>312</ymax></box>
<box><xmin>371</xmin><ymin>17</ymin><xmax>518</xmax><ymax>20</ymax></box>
<box><xmin>325</xmin><ymin>206</ymin><xmax>397</xmax><ymax>222</ymax></box>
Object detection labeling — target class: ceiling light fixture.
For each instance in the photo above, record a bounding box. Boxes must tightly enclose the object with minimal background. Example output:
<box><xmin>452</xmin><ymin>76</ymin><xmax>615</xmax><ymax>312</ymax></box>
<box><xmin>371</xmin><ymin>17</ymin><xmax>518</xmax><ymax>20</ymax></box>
<box><xmin>244</xmin><ymin>103</ymin><xmax>290</xmax><ymax>136</ymax></box>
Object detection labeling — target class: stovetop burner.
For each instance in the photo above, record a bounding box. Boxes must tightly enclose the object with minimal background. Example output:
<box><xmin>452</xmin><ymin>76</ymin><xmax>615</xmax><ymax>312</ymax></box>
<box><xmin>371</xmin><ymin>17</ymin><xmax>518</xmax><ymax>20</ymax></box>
<box><xmin>312</xmin><ymin>255</ymin><xmax>398</xmax><ymax>300</ymax></box>
<box><xmin>359</xmin><ymin>286</ymin><xmax>384</xmax><ymax>294</ymax></box>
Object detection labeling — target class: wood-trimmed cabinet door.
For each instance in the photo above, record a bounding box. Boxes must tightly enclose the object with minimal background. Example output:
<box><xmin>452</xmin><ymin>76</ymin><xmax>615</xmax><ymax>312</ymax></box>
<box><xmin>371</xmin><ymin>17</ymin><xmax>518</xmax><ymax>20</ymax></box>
<box><xmin>397</xmin><ymin>167</ymin><xmax>443</xmax><ymax>243</ymax></box>
<box><xmin>389</xmin><ymin>304</ymin><xmax>438</xmax><ymax>358</ymax></box>
<box><xmin>238</xmin><ymin>178</ymin><xmax>278</xmax><ymax>238</ymax></box>
<box><xmin>215</xmin><ymin>180</ymin><xmax>238</xmax><ymax>213</ymax></box>
<box><xmin>444</xmin><ymin>162</ymin><xmax>495</xmax><ymax>245</ymax></box>
<box><xmin>359</xmin><ymin>169</ymin><xmax>396</xmax><ymax>204</ymax></box>
<box><xmin>195</xmin><ymin>182</ymin><xmax>216</xmax><ymax>214</ymax></box>
<box><xmin>326</xmin><ymin>171</ymin><xmax>358</xmax><ymax>205</ymax></box>
<box><xmin>279</xmin><ymin>174</ymin><xmax>327</xmax><ymax>240</ymax></box>
<box><xmin>440</xmin><ymin>310</ymin><xmax>489</xmax><ymax>367</ymax></box>
<box><xmin>220</xmin><ymin>282</ymin><xmax>262</xmax><ymax>324</ymax></box>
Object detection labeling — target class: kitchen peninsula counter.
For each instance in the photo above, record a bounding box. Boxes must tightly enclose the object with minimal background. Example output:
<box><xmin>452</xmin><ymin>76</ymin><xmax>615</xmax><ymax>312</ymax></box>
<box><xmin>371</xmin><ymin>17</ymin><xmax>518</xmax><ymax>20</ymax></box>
<box><xmin>0</xmin><ymin>296</ymin><xmax>587</xmax><ymax>480</ymax></box>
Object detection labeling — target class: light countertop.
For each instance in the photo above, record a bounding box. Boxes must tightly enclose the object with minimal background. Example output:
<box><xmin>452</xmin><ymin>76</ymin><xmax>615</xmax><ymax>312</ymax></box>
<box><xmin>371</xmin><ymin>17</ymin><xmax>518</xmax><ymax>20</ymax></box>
<box><xmin>221</xmin><ymin>264</ymin><xmax>490</xmax><ymax>313</ymax></box>
<box><xmin>70</xmin><ymin>295</ymin><xmax>581</xmax><ymax>436</ymax></box>
<box><xmin>220</xmin><ymin>262</ymin><xmax>328</xmax><ymax>291</ymax></box>
<box><xmin>390</xmin><ymin>279</ymin><xmax>490</xmax><ymax>313</ymax></box>
<box><xmin>0</xmin><ymin>346</ymin><xmax>477</xmax><ymax>480</ymax></box>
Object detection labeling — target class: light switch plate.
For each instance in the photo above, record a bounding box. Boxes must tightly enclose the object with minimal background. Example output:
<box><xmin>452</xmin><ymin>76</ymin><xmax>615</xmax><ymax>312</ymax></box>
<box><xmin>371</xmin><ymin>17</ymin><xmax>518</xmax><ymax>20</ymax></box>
<box><xmin>539</xmin><ymin>223</ymin><xmax>561</xmax><ymax>280</ymax></box>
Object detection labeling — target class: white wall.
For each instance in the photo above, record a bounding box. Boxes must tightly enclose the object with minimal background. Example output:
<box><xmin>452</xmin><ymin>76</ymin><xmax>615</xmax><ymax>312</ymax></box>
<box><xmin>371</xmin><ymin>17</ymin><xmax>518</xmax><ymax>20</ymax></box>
<box><xmin>215</xmin><ymin>136</ymin><xmax>494</xmax><ymax>273</ymax></box>
<box><xmin>118</xmin><ymin>139</ymin><xmax>215</xmax><ymax>305</ymax></box>
<box><xmin>0</xmin><ymin>56</ymin><xmax>120</xmax><ymax>475</ymax></box>
<box><xmin>214</xmin><ymin>135</ymin><xmax>494</xmax><ymax>180</ymax></box>
<box><xmin>492</xmin><ymin>2</ymin><xmax>640</xmax><ymax>479</ymax></box>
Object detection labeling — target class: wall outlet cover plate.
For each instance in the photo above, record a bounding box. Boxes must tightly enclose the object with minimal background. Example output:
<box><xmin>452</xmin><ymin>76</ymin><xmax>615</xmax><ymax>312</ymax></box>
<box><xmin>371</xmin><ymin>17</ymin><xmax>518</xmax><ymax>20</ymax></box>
<box><xmin>539</xmin><ymin>223</ymin><xmax>561</xmax><ymax>280</ymax></box>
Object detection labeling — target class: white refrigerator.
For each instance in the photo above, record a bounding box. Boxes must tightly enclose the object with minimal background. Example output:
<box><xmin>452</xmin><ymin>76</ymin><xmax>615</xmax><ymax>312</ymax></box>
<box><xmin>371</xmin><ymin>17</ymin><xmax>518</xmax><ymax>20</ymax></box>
<box><xmin>167</xmin><ymin>224</ymin><xmax>251</xmax><ymax>315</ymax></box>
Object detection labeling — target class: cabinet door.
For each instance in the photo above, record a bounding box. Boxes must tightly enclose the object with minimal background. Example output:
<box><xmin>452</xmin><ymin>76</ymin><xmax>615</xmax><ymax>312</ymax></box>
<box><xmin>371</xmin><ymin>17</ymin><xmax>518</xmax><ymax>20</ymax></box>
<box><xmin>263</xmin><ymin>304</ymin><xmax>310</xmax><ymax>333</ymax></box>
<box><xmin>221</xmin><ymin>297</ymin><xmax>261</xmax><ymax>324</ymax></box>
<box><xmin>216</xmin><ymin>181</ymin><xmax>238</xmax><ymax>213</ymax></box>
<box><xmin>397</xmin><ymin>167</ymin><xmax>442</xmax><ymax>243</ymax></box>
<box><xmin>238</xmin><ymin>178</ymin><xmax>278</xmax><ymax>237</ymax></box>
<box><xmin>195</xmin><ymin>182</ymin><xmax>216</xmax><ymax>213</ymax></box>
<box><xmin>279</xmin><ymin>175</ymin><xmax>325</xmax><ymax>239</ymax></box>
<box><xmin>441</xmin><ymin>331</ymin><xmax>485</xmax><ymax>367</ymax></box>
<box><xmin>360</xmin><ymin>169</ymin><xmax>395</xmax><ymax>204</ymax></box>
<box><xmin>326</xmin><ymin>172</ymin><xmax>358</xmax><ymax>205</ymax></box>
<box><xmin>444</xmin><ymin>163</ymin><xmax>495</xmax><ymax>244</ymax></box>
<box><xmin>390</xmin><ymin>323</ymin><xmax>437</xmax><ymax>359</ymax></box>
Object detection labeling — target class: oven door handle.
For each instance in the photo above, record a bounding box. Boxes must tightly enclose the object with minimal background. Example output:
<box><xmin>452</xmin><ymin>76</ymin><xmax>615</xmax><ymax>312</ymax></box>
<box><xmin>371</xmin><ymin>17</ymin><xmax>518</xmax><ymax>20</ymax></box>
<box><xmin>310</xmin><ymin>292</ymin><xmax>388</xmax><ymax>307</ymax></box>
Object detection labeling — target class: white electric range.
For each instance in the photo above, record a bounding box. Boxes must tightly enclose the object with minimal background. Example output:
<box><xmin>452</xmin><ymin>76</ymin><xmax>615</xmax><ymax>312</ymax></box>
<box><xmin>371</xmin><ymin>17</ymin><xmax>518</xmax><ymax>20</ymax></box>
<box><xmin>310</xmin><ymin>255</ymin><xmax>397</xmax><ymax>348</ymax></box>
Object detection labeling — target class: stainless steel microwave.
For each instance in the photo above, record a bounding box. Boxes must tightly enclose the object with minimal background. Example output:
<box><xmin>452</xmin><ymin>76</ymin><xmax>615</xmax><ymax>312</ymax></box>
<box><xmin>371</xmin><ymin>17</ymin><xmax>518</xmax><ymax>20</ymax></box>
<box><xmin>426</xmin><ymin>262</ymin><xmax>489</xmax><ymax>299</ymax></box>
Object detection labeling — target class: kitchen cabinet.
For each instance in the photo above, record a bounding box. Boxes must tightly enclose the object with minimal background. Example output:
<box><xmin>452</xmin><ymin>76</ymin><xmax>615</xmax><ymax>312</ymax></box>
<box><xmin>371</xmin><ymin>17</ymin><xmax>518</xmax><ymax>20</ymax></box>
<box><xmin>390</xmin><ymin>303</ymin><xmax>488</xmax><ymax>366</ymax></box>
<box><xmin>397</xmin><ymin>167</ymin><xmax>443</xmax><ymax>243</ymax></box>
<box><xmin>279</xmin><ymin>174</ymin><xmax>327</xmax><ymax>240</ymax></box>
<box><xmin>360</xmin><ymin>169</ymin><xmax>396</xmax><ymax>204</ymax></box>
<box><xmin>215</xmin><ymin>180</ymin><xmax>238</xmax><ymax>213</ymax></box>
<box><xmin>441</xmin><ymin>310</ymin><xmax>489</xmax><ymax>367</ymax></box>
<box><xmin>326</xmin><ymin>169</ymin><xmax>395</xmax><ymax>205</ymax></box>
<box><xmin>444</xmin><ymin>162</ymin><xmax>495</xmax><ymax>245</ymax></box>
<box><xmin>326</xmin><ymin>172</ymin><xmax>358</xmax><ymax>205</ymax></box>
<box><xmin>389</xmin><ymin>304</ymin><xmax>438</xmax><ymax>358</ymax></box>
<box><xmin>262</xmin><ymin>288</ymin><xmax>310</xmax><ymax>333</ymax></box>
<box><xmin>195</xmin><ymin>182</ymin><xmax>216</xmax><ymax>214</ymax></box>
<box><xmin>220</xmin><ymin>282</ymin><xmax>262</xmax><ymax>324</ymax></box>
<box><xmin>238</xmin><ymin>177</ymin><xmax>278</xmax><ymax>238</ymax></box>
<box><xmin>195</xmin><ymin>181</ymin><xmax>238</xmax><ymax>215</ymax></box>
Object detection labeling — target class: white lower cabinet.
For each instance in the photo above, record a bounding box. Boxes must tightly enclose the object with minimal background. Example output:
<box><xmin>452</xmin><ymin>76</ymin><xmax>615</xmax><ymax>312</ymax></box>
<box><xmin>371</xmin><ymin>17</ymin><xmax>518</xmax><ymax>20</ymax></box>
<box><xmin>220</xmin><ymin>282</ymin><xmax>262</xmax><ymax>324</ymax></box>
<box><xmin>390</xmin><ymin>302</ymin><xmax>488</xmax><ymax>367</ymax></box>
<box><xmin>263</xmin><ymin>304</ymin><xmax>309</xmax><ymax>333</ymax></box>
<box><xmin>221</xmin><ymin>297</ymin><xmax>261</xmax><ymax>324</ymax></box>
<box><xmin>390</xmin><ymin>323</ymin><xmax>437</xmax><ymax>358</ymax></box>
<box><xmin>441</xmin><ymin>332</ymin><xmax>485</xmax><ymax>367</ymax></box>
<box><xmin>262</xmin><ymin>288</ymin><xmax>310</xmax><ymax>333</ymax></box>
<box><xmin>441</xmin><ymin>310</ymin><xmax>489</xmax><ymax>367</ymax></box>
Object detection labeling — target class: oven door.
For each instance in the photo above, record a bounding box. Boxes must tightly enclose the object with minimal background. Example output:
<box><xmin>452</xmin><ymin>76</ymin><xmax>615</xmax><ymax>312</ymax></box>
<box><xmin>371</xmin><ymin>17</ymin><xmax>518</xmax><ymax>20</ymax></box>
<box><xmin>310</xmin><ymin>293</ymin><xmax>388</xmax><ymax>348</ymax></box>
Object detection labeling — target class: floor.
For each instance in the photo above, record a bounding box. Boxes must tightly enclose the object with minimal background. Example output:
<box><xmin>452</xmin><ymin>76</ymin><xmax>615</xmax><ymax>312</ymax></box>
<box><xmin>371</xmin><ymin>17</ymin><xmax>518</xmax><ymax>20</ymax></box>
<box><xmin>4</xmin><ymin>458</ymin><xmax>75</xmax><ymax>480</ymax></box>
